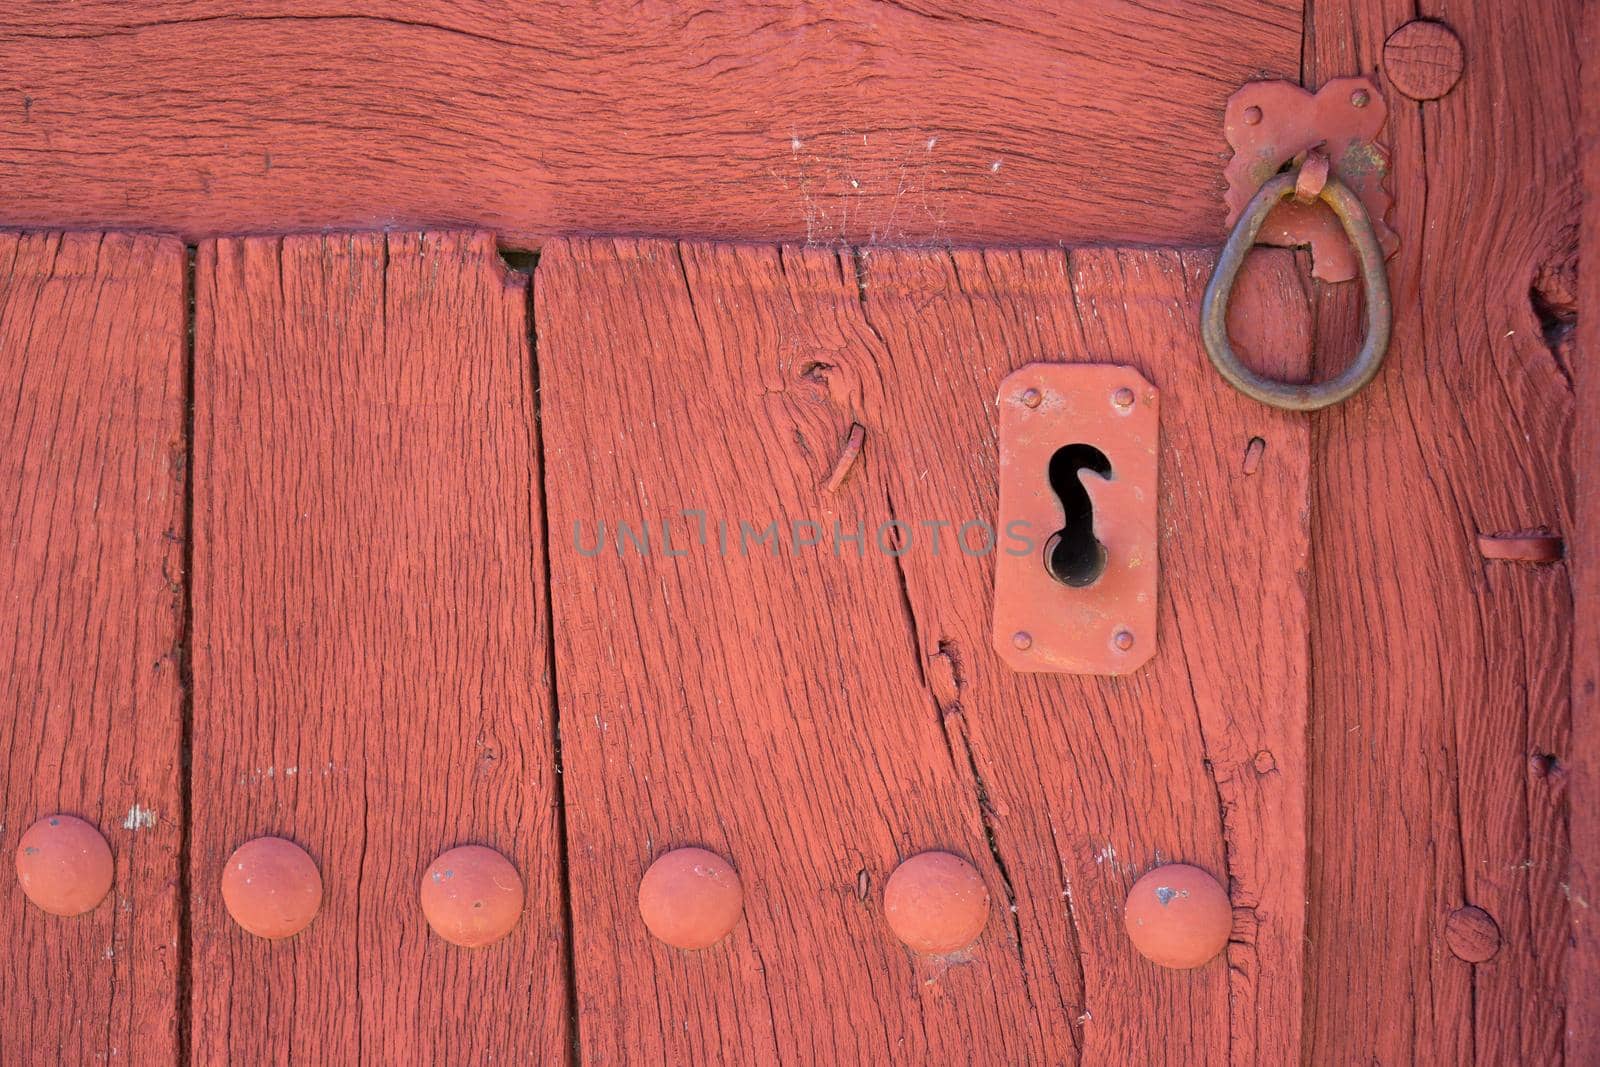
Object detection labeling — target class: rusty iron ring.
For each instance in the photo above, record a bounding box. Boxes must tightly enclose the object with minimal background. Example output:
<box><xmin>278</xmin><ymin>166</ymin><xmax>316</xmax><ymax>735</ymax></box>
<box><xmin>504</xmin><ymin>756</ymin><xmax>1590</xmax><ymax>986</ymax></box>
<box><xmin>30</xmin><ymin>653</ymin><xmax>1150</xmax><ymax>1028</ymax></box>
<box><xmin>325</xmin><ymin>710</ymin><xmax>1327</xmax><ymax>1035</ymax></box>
<box><xmin>1202</xmin><ymin>171</ymin><xmax>1392</xmax><ymax>411</ymax></box>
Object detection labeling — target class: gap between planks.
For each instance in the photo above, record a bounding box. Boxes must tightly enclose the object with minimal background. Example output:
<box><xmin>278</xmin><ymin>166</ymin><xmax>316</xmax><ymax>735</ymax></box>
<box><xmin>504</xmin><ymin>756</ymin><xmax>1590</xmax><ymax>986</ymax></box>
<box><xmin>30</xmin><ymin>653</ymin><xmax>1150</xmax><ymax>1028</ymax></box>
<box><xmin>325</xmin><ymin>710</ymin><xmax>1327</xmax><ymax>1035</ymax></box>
<box><xmin>501</xmin><ymin>246</ymin><xmax>585</xmax><ymax>1067</ymax></box>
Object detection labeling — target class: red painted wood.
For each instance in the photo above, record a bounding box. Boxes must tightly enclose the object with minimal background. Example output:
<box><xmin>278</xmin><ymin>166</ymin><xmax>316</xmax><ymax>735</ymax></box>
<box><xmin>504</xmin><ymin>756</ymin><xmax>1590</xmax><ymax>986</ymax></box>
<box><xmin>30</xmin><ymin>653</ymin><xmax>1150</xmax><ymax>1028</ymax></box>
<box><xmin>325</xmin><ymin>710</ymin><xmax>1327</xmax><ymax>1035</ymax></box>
<box><xmin>538</xmin><ymin>237</ymin><xmax>1046</xmax><ymax>1063</ymax></box>
<box><xmin>0</xmin><ymin>6</ymin><xmax>1580</xmax><ymax>1062</ymax></box>
<box><xmin>1570</xmin><ymin>4</ymin><xmax>1600</xmax><ymax>1058</ymax></box>
<box><xmin>189</xmin><ymin>232</ymin><xmax>566</xmax><ymax>1063</ymax></box>
<box><xmin>537</xmin><ymin>236</ymin><xmax>1310</xmax><ymax>1063</ymax></box>
<box><xmin>0</xmin><ymin>1</ymin><xmax>1296</xmax><ymax>248</ymax></box>
<box><xmin>0</xmin><ymin>233</ymin><xmax>186</xmax><ymax>1062</ymax></box>
<box><xmin>1305</xmin><ymin>2</ymin><xmax>1578</xmax><ymax>1063</ymax></box>
<box><xmin>862</xmin><ymin>245</ymin><xmax>1312</xmax><ymax>1066</ymax></box>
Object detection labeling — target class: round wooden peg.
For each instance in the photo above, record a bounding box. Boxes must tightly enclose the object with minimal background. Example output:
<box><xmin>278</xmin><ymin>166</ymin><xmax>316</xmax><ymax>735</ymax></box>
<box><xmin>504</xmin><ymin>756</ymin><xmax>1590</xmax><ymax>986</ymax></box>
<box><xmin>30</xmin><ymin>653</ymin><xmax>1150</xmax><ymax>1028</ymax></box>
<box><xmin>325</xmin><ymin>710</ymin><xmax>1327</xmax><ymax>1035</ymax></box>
<box><xmin>1383</xmin><ymin>20</ymin><xmax>1465</xmax><ymax>101</ymax></box>
<box><xmin>222</xmin><ymin>837</ymin><xmax>323</xmax><ymax>939</ymax></box>
<box><xmin>15</xmin><ymin>814</ymin><xmax>114</xmax><ymax>917</ymax></box>
<box><xmin>883</xmin><ymin>851</ymin><xmax>989</xmax><ymax>955</ymax></box>
<box><xmin>1445</xmin><ymin>905</ymin><xmax>1501</xmax><ymax>963</ymax></box>
<box><xmin>1123</xmin><ymin>863</ymin><xmax>1232</xmax><ymax>969</ymax></box>
<box><xmin>638</xmin><ymin>847</ymin><xmax>744</xmax><ymax>950</ymax></box>
<box><xmin>420</xmin><ymin>845</ymin><xmax>524</xmax><ymax>948</ymax></box>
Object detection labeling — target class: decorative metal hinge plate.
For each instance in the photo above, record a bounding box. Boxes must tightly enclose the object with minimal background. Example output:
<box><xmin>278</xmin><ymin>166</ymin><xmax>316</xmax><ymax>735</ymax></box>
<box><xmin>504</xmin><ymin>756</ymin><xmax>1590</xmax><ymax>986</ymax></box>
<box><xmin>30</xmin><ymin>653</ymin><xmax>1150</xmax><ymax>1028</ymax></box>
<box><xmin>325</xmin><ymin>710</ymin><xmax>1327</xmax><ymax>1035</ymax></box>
<box><xmin>1222</xmin><ymin>76</ymin><xmax>1398</xmax><ymax>282</ymax></box>
<box><xmin>992</xmin><ymin>363</ymin><xmax>1158</xmax><ymax>675</ymax></box>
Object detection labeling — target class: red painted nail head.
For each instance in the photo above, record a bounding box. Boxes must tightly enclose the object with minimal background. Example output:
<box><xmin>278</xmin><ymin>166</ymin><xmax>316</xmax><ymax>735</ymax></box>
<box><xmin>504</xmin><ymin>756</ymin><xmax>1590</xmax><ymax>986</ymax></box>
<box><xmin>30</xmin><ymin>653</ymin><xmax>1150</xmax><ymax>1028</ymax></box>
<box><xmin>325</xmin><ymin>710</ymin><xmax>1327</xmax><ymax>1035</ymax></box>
<box><xmin>1384</xmin><ymin>20</ymin><xmax>1465</xmax><ymax>101</ymax></box>
<box><xmin>222</xmin><ymin>837</ymin><xmax>323</xmax><ymax>939</ymax></box>
<box><xmin>421</xmin><ymin>845</ymin><xmax>524</xmax><ymax>948</ymax></box>
<box><xmin>1124</xmin><ymin>863</ymin><xmax>1232</xmax><ymax>969</ymax></box>
<box><xmin>638</xmin><ymin>847</ymin><xmax>744</xmax><ymax>950</ymax></box>
<box><xmin>16</xmin><ymin>814</ymin><xmax>114</xmax><ymax>917</ymax></box>
<box><xmin>1445</xmin><ymin>905</ymin><xmax>1501</xmax><ymax>963</ymax></box>
<box><xmin>883</xmin><ymin>851</ymin><xmax>989</xmax><ymax>955</ymax></box>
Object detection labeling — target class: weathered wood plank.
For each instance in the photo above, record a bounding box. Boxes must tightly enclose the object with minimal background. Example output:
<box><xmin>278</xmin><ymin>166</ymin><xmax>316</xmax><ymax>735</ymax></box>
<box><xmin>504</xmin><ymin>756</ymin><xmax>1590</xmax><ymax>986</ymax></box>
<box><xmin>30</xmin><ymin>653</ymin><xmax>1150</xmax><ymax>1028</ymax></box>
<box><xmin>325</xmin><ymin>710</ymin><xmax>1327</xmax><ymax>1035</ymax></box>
<box><xmin>0</xmin><ymin>1</ymin><xmax>1297</xmax><ymax>248</ymax></box>
<box><xmin>537</xmin><ymin>237</ymin><xmax>1310</xmax><ymax>1063</ymax></box>
<box><xmin>189</xmin><ymin>232</ymin><xmax>566</xmax><ymax>1063</ymax></box>
<box><xmin>538</xmin><ymin>236</ymin><xmax>1049</xmax><ymax>1064</ymax></box>
<box><xmin>0</xmin><ymin>232</ymin><xmax>186</xmax><ymax>1063</ymax></box>
<box><xmin>1305</xmin><ymin>2</ymin><xmax>1578</xmax><ymax>1063</ymax></box>
<box><xmin>860</xmin><ymin>245</ymin><xmax>1312</xmax><ymax>1065</ymax></box>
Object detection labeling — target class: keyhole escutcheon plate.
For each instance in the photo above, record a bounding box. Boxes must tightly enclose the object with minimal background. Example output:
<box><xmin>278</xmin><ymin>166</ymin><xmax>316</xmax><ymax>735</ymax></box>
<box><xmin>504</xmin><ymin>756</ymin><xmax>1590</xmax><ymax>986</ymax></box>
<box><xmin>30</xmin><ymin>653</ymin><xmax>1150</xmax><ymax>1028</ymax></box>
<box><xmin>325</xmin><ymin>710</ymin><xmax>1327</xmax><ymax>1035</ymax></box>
<box><xmin>993</xmin><ymin>363</ymin><xmax>1159</xmax><ymax>675</ymax></box>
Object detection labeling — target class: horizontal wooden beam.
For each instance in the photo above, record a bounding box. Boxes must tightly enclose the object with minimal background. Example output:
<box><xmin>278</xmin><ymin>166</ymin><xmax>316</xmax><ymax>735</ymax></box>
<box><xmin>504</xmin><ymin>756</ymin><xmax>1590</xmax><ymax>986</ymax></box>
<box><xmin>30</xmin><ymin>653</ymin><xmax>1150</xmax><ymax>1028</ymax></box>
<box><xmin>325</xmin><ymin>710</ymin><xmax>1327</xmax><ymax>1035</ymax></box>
<box><xmin>0</xmin><ymin>1</ymin><xmax>1299</xmax><ymax>246</ymax></box>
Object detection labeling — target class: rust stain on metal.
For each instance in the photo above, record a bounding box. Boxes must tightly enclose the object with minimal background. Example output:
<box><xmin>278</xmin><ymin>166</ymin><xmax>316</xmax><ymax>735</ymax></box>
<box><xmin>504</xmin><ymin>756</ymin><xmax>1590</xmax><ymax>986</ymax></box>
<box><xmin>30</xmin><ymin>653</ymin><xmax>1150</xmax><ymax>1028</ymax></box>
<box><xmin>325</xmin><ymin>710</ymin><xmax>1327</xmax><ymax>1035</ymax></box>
<box><xmin>992</xmin><ymin>364</ymin><xmax>1158</xmax><ymax>675</ymax></box>
<box><xmin>823</xmin><ymin>422</ymin><xmax>866</xmax><ymax>493</ymax></box>
<box><xmin>1223</xmin><ymin>76</ymin><xmax>1398</xmax><ymax>282</ymax></box>
<box><xmin>1477</xmin><ymin>531</ymin><xmax>1564</xmax><ymax>563</ymax></box>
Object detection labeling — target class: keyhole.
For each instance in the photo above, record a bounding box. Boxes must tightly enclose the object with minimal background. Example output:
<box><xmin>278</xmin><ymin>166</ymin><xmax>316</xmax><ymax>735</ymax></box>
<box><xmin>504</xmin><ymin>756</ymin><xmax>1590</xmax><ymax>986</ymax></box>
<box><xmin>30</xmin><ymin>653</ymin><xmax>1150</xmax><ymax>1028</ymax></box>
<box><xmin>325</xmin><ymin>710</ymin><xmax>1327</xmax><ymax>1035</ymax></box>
<box><xmin>1043</xmin><ymin>444</ymin><xmax>1113</xmax><ymax>587</ymax></box>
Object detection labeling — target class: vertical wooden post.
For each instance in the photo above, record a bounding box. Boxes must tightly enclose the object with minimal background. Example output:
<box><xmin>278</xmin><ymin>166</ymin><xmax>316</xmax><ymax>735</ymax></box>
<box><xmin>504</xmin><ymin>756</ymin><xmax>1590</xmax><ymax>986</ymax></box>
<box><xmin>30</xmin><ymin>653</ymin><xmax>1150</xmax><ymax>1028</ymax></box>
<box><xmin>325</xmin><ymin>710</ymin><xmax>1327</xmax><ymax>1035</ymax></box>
<box><xmin>1305</xmin><ymin>2</ymin><xmax>1578</xmax><ymax>1061</ymax></box>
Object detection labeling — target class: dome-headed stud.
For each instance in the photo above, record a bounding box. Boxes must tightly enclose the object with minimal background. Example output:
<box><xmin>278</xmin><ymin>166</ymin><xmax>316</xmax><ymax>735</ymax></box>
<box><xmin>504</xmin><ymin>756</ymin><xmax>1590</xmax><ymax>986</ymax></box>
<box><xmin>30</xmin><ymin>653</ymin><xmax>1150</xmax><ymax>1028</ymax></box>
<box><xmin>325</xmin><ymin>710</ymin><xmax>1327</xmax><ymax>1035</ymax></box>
<box><xmin>638</xmin><ymin>847</ymin><xmax>743</xmax><ymax>950</ymax></box>
<box><xmin>1123</xmin><ymin>863</ymin><xmax>1232</xmax><ymax>968</ymax></box>
<box><xmin>15</xmin><ymin>814</ymin><xmax>114</xmax><ymax>917</ymax></box>
<box><xmin>420</xmin><ymin>845</ymin><xmax>523</xmax><ymax>948</ymax></box>
<box><xmin>222</xmin><ymin>837</ymin><xmax>323</xmax><ymax>939</ymax></box>
<box><xmin>883</xmin><ymin>851</ymin><xmax>989</xmax><ymax>954</ymax></box>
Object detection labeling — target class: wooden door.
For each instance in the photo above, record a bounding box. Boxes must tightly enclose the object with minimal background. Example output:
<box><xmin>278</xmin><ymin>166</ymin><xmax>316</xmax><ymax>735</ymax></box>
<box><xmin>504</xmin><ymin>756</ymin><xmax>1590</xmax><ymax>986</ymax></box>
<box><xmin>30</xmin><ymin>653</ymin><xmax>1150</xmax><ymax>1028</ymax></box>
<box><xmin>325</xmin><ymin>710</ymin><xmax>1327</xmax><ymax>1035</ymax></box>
<box><xmin>0</xmin><ymin>2</ymin><xmax>1590</xmax><ymax>1065</ymax></box>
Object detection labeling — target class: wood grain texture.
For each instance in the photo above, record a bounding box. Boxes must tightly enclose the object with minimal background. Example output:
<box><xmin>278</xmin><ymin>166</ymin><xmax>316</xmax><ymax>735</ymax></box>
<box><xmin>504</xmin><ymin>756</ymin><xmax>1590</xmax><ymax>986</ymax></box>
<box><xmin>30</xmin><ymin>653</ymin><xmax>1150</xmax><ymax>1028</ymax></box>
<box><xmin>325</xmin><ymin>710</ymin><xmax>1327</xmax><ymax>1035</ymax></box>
<box><xmin>1305</xmin><ymin>2</ymin><xmax>1578</xmax><ymax>1063</ymax></box>
<box><xmin>0</xmin><ymin>0</ymin><xmax>1296</xmax><ymax>248</ymax></box>
<box><xmin>862</xmin><ymin>245</ymin><xmax>1312</xmax><ymax>1066</ymax></box>
<box><xmin>0</xmin><ymin>232</ymin><xmax>186</xmax><ymax>1063</ymax></box>
<box><xmin>189</xmin><ymin>232</ymin><xmax>566</xmax><ymax>1063</ymax></box>
<box><xmin>1570</xmin><ymin>3</ymin><xmax>1599</xmax><ymax>1058</ymax></box>
<box><xmin>537</xmin><ymin>236</ymin><xmax>1310</xmax><ymax>1064</ymax></box>
<box><xmin>539</xmin><ymin>236</ymin><xmax>1045</xmax><ymax>1065</ymax></box>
